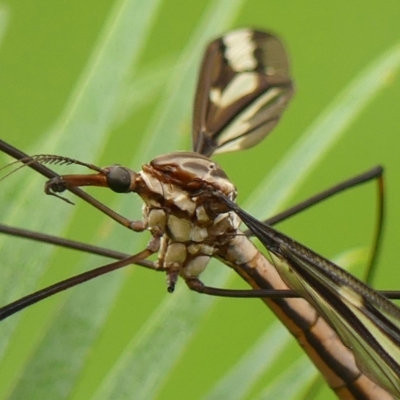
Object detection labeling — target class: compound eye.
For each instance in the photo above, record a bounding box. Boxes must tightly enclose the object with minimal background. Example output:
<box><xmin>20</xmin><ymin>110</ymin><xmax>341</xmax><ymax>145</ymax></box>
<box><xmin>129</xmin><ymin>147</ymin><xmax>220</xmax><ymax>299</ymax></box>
<box><xmin>106</xmin><ymin>166</ymin><xmax>132</xmax><ymax>193</ymax></box>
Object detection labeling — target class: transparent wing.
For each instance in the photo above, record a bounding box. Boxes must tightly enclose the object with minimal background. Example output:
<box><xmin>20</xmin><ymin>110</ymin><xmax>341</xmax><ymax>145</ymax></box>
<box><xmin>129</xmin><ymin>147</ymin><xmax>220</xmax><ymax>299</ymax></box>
<box><xmin>280</xmin><ymin>252</ymin><xmax>400</xmax><ymax>397</ymax></box>
<box><xmin>220</xmin><ymin>195</ymin><xmax>400</xmax><ymax>397</ymax></box>
<box><xmin>192</xmin><ymin>29</ymin><xmax>294</xmax><ymax>157</ymax></box>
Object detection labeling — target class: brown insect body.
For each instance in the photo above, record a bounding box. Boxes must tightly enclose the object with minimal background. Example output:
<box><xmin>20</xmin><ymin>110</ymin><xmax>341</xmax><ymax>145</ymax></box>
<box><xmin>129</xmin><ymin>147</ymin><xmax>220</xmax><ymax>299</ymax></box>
<box><xmin>134</xmin><ymin>151</ymin><xmax>242</xmax><ymax>291</ymax></box>
<box><xmin>69</xmin><ymin>150</ymin><xmax>395</xmax><ymax>399</ymax></box>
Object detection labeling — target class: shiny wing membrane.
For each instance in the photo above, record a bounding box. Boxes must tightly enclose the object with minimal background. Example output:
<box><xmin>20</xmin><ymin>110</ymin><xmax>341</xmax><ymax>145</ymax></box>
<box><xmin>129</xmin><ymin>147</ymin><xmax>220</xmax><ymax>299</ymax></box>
<box><xmin>220</xmin><ymin>195</ymin><xmax>400</xmax><ymax>398</ymax></box>
<box><xmin>192</xmin><ymin>29</ymin><xmax>294</xmax><ymax>157</ymax></box>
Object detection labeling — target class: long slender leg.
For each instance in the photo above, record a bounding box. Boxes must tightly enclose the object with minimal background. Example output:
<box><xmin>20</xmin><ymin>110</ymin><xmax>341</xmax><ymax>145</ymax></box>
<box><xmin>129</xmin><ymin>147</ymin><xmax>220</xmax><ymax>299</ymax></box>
<box><xmin>0</xmin><ymin>223</ymin><xmax>158</xmax><ymax>269</ymax></box>
<box><xmin>0</xmin><ymin>238</ymin><xmax>160</xmax><ymax>321</ymax></box>
<box><xmin>185</xmin><ymin>277</ymin><xmax>399</xmax><ymax>299</ymax></box>
<box><xmin>245</xmin><ymin>166</ymin><xmax>384</xmax><ymax>284</ymax></box>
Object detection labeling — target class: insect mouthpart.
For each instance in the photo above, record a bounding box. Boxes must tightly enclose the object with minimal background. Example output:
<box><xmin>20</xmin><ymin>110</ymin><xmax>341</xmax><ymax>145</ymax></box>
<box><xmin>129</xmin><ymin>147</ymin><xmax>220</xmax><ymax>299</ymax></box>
<box><xmin>45</xmin><ymin>176</ymin><xmax>68</xmax><ymax>194</ymax></box>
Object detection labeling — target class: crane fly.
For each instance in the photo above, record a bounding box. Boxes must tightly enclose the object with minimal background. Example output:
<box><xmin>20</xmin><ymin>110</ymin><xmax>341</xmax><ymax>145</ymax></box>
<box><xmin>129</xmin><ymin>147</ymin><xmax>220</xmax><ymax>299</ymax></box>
<box><xmin>0</xmin><ymin>29</ymin><xmax>399</xmax><ymax>399</ymax></box>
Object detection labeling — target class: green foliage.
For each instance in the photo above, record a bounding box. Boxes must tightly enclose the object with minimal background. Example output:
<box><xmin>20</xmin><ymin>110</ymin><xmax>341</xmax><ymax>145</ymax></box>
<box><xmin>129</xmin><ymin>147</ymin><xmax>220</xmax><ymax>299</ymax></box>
<box><xmin>0</xmin><ymin>1</ymin><xmax>400</xmax><ymax>399</ymax></box>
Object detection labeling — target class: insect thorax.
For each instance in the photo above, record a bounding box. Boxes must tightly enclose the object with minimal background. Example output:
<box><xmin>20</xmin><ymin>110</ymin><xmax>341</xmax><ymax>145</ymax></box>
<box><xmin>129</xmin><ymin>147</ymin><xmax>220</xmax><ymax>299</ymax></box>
<box><xmin>135</xmin><ymin>152</ymin><xmax>242</xmax><ymax>285</ymax></box>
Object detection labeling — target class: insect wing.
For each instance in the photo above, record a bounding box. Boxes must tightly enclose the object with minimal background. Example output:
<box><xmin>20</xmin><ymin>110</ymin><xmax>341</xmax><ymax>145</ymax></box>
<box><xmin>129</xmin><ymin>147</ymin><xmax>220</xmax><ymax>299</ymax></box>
<box><xmin>280</xmin><ymin>251</ymin><xmax>400</xmax><ymax>397</ymax></box>
<box><xmin>220</xmin><ymin>195</ymin><xmax>400</xmax><ymax>397</ymax></box>
<box><xmin>192</xmin><ymin>29</ymin><xmax>294</xmax><ymax>157</ymax></box>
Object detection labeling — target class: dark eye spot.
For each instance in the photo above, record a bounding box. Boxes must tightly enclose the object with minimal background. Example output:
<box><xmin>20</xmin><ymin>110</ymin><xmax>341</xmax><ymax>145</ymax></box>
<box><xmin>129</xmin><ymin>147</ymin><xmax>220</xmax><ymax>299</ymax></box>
<box><xmin>106</xmin><ymin>167</ymin><xmax>132</xmax><ymax>193</ymax></box>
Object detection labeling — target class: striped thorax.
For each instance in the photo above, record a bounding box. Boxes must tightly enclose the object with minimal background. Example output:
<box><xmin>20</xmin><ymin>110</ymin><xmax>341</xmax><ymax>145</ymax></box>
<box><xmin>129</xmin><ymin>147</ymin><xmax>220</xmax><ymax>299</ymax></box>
<box><xmin>136</xmin><ymin>152</ymin><xmax>241</xmax><ymax>290</ymax></box>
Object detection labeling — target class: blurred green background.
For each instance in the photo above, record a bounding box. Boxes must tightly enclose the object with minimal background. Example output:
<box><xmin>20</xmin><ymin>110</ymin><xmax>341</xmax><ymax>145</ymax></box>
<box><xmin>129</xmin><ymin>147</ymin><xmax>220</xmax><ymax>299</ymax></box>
<box><xmin>0</xmin><ymin>1</ymin><xmax>400</xmax><ymax>399</ymax></box>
